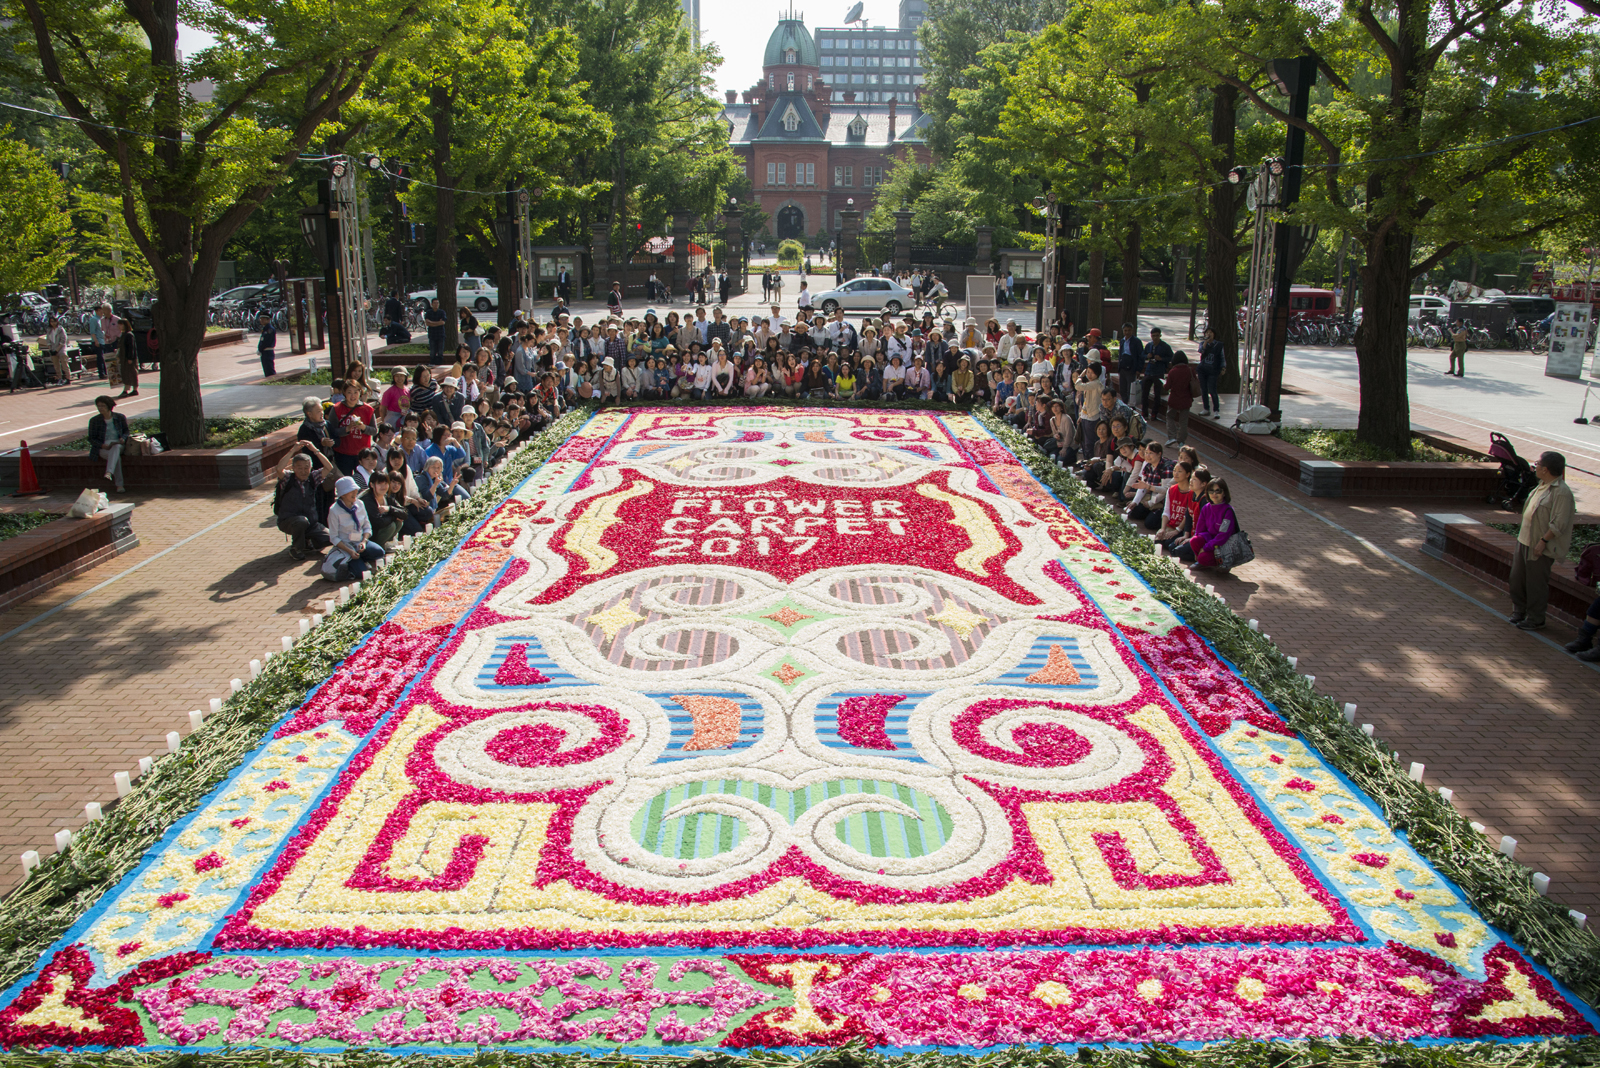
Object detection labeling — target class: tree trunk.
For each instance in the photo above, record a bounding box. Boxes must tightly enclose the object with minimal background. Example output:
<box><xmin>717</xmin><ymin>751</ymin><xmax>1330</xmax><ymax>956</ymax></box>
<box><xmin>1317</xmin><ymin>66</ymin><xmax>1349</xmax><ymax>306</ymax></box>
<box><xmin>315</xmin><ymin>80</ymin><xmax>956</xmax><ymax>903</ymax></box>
<box><xmin>153</xmin><ymin>271</ymin><xmax>212</xmax><ymax>447</ymax></box>
<box><xmin>1120</xmin><ymin>220</ymin><xmax>1141</xmax><ymax>326</ymax></box>
<box><xmin>1205</xmin><ymin>83</ymin><xmax>1242</xmax><ymax>392</ymax></box>
<box><xmin>431</xmin><ymin>86</ymin><xmax>459</xmax><ymax>356</ymax></box>
<box><xmin>1087</xmin><ymin>229</ymin><xmax>1104</xmax><ymax>333</ymax></box>
<box><xmin>1354</xmin><ymin>225</ymin><xmax>1414</xmax><ymax>455</ymax></box>
<box><xmin>490</xmin><ymin>234</ymin><xmax>515</xmax><ymax>329</ymax></box>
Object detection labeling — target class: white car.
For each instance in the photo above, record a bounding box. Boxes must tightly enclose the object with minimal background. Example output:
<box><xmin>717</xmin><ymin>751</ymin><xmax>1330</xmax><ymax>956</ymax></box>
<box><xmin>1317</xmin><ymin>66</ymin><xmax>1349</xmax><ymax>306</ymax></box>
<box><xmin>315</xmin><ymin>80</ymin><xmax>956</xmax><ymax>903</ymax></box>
<box><xmin>1410</xmin><ymin>294</ymin><xmax>1449</xmax><ymax>323</ymax></box>
<box><xmin>409</xmin><ymin>276</ymin><xmax>500</xmax><ymax>313</ymax></box>
<box><xmin>813</xmin><ymin>277</ymin><xmax>912</xmax><ymax>315</ymax></box>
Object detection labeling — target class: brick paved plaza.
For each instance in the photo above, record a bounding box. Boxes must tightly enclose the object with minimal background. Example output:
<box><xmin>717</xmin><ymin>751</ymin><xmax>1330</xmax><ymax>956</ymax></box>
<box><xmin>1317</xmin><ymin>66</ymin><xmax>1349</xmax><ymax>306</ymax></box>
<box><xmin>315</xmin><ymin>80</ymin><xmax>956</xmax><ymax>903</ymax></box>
<box><xmin>0</xmin><ymin>314</ymin><xmax>1595</xmax><ymax>929</ymax></box>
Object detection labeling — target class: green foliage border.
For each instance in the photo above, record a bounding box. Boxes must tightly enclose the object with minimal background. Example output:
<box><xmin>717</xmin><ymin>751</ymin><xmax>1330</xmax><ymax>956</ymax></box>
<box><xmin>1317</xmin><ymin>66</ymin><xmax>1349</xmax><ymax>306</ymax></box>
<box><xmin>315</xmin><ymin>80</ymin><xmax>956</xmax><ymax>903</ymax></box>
<box><xmin>0</xmin><ymin>403</ymin><xmax>1596</xmax><ymax>1067</ymax></box>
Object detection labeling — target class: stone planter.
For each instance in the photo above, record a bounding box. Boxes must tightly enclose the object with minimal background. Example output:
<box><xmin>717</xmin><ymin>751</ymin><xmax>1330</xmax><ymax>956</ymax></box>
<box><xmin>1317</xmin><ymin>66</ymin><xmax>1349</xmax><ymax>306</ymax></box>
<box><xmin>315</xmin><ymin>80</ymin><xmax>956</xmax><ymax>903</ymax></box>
<box><xmin>1423</xmin><ymin>513</ymin><xmax>1591</xmax><ymax>626</ymax></box>
<box><xmin>0</xmin><ymin>425</ymin><xmax>302</xmax><ymax>493</ymax></box>
<box><xmin>1185</xmin><ymin>418</ymin><xmax>1501</xmax><ymax>501</ymax></box>
<box><xmin>0</xmin><ymin>503</ymin><xmax>138</xmax><ymax>613</ymax></box>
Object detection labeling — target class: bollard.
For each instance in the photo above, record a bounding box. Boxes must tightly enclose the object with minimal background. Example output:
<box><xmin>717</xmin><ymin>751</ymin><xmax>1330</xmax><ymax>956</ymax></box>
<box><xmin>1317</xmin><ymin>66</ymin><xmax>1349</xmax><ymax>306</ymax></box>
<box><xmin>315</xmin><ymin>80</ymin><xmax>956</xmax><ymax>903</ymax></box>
<box><xmin>1305</xmin><ymin>675</ymin><xmax>1316</xmax><ymax>686</ymax></box>
<box><xmin>230</xmin><ymin>678</ymin><xmax>244</xmax><ymax>693</ymax></box>
<box><xmin>114</xmin><ymin>771</ymin><xmax>132</xmax><ymax>797</ymax></box>
<box><xmin>1342</xmin><ymin>703</ymin><xmax>1357</xmax><ymax>724</ymax></box>
<box><xmin>85</xmin><ymin>802</ymin><xmax>102</xmax><ymax>822</ymax></box>
<box><xmin>1439</xmin><ymin>787</ymin><xmax>1454</xmax><ymax>804</ymax></box>
<box><xmin>210</xmin><ymin>698</ymin><xmax>223</xmax><ymax>715</ymax></box>
<box><xmin>1287</xmin><ymin>656</ymin><xmax>1298</xmax><ymax>670</ymax></box>
<box><xmin>1471</xmin><ymin>821</ymin><xmax>1486</xmax><ymax>833</ymax></box>
<box><xmin>138</xmin><ymin>756</ymin><xmax>153</xmax><ymax>775</ymax></box>
<box><xmin>1407</xmin><ymin>762</ymin><xmax>1424</xmax><ymax>782</ymax></box>
<box><xmin>284</xmin><ymin>635</ymin><xmax>296</xmax><ymax>653</ymax></box>
<box><xmin>323</xmin><ymin>599</ymin><xmax>336</xmax><ymax>615</ymax></box>
<box><xmin>166</xmin><ymin>731</ymin><xmax>181</xmax><ymax>754</ymax></box>
<box><xmin>1532</xmin><ymin>873</ymin><xmax>1551</xmax><ymax>895</ymax></box>
<box><xmin>1573</xmin><ymin>911</ymin><xmax>1589</xmax><ymax>928</ymax></box>
<box><xmin>21</xmin><ymin>851</ymin><xmax>40</xmax><ymax>874</ymax></box>
<box><xmin>249</xmin><ymin>659</ymin><xmax>262</xmax><ymax>679</ymax></box>
<box><xmin>338</xmin><ymin>587</ymin><xmax>350</xmax><ymax>605</ymax></box>
<box><xmin>1361</xmin><ymin>724</ymin><xmax>1375</xmax><ymax>738</ymax></box>
<box><xmin>55</xmin><ymin>829</ymin><xmax>72</xmax><ymax>853</ymax></box>
<box><xmin>1498</xmin><ymin>835</ymin><xmax>1517</xmax><ymax>858</ymax></box>
<box><xmin>190</xmin><ymin>710</ymin><xmax>205</xmax><ymax>732</ymax></box>
<box><xmin>1248</xmin><ymin>619</ymin><xmax>1259</xmax><ymax>631</ymax></box>
<box><xmin>299</xmin><ymin>618</ymin><xmax>311</xmax><ymax>636</ymax></box>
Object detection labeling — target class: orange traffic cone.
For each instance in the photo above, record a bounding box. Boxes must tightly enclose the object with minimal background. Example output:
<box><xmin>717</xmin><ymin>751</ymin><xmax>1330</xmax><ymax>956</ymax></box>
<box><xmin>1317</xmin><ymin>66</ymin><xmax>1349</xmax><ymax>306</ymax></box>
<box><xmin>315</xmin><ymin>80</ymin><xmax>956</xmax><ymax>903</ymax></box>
<box><xmin>14</xmin><ymin>439</ymin><xmax>42</xmax><ymax>496</ymax></box>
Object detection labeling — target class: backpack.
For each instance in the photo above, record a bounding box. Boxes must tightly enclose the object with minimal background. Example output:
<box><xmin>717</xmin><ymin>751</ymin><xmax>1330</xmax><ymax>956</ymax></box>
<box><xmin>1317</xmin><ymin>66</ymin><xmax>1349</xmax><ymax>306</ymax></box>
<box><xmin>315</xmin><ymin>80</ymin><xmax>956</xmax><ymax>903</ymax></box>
<box><xmin>1576</xmin><ymin>543</ymin><xmax>1600</xmax><ymax>587</ymax></box>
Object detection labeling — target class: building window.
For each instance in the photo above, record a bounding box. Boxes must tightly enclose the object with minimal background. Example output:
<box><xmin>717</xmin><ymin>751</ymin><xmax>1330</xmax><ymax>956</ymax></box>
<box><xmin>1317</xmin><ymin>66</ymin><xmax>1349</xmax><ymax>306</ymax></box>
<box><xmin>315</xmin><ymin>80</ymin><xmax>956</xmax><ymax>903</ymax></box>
<box><xmin>767</xmin><ymin>162</ymin><xmax>776</xmax><ymax>186</ymax></box>
<box><xmin>852</xmin><ymin>56</ymin><xmax>863</xmax><ymax>67</ymax></box>
<box><xmin>785</xmin><ymin>48</ymin><xmax>796</xmax><ymax>63</ymax></box>
<box><xmin>835</xmin><ymin>165</ymin><xmax>854</xmax><ymax>187</ymax></box>
<box><xmin>867</xmin><ymin>38</ymin><xmax>879</xmax><ymax>48</ymax></box>
<box><xmin>852</xmin><ymin>73</ymin><xmax>864</xmax><ymax>84</ymax></box>
<box><xmin>821</xmin><ymin>55</ymin><xmax>833</xmax><ymax>66</ymax></box>
<box><xmin>852</xmin><ymin>38</ymin><xmax>863</xmax><ymax>48</ymax></box>
<box><xmin>807</xmin><ymin>74</ymin><xmax>813</xmax><ymax>89</ymax></box>
<box><xmin>849</xmin><ymin>116</ymin><xmax>867</xmax><ymax>137</ymax></box>
<box><xmin>781</xmin><ymin>104</ymin><xmax>799</xmax><ymax>131</ymax></box>
<box><xmin>778</xmin><ymin>162</ymin><xmax>788</xmax><ymax>183</ymax></box>
<box><xmin>767</xmin><ymin>73</ymin><xmax>774</xmax><ymax>88</ymax></box>
<box><xmin>863</xmin><ymin>166</ymin><xmax>883</xmax><ymax>187</ymax></box>
<box><xmin>786</xmin><ymin>72</ymin><xmax>795</xmax><ymax>91</ymax></box>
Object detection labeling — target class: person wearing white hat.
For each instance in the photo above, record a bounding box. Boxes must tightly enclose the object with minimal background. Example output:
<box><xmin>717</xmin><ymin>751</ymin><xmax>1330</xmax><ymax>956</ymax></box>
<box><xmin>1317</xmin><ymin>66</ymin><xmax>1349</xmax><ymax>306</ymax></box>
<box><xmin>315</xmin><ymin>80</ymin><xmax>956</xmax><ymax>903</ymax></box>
<box><xmin>432</xmin><ymin>375</ymin><xmax>465</xmax><ymax>425</ymax></box>
<box><xmin>324</xmin><ymin>475</ymin><xmax>386</xmax><ymax>582</ymax></box>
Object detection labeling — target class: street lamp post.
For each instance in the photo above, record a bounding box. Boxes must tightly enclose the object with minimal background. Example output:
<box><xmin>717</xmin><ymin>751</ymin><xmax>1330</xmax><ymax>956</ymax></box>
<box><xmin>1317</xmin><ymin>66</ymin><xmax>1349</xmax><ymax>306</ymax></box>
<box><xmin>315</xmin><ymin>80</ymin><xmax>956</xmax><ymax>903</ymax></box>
<box><xmin>1033</xmin><ymin>193</ymin><xmax>1058</xmax><ymax>334</ymax></box>
<box><xmin>1259</xmin><ymin>55</ymin><xmax>1318</xmax><ymax>421</ymax></box>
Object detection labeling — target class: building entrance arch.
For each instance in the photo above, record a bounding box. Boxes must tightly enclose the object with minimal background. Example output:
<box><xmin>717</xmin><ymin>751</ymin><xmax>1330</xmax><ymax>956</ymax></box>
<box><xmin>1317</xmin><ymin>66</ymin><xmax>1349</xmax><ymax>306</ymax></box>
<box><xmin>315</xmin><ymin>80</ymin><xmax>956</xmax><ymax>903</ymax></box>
<box><xmin>776</xmin><ymin>204</ymin><xmax>806</xmax><ymax>241</ymax></box>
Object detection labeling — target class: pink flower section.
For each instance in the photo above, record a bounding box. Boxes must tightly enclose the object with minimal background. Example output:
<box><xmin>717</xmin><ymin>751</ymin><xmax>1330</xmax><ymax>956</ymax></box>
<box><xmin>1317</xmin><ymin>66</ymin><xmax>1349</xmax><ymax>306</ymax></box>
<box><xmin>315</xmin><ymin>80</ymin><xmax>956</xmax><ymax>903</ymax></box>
<box><xmin>1122</xmin><ymin>626</ymin><xmax>1294</xmax><ymax>738</ymax></box>
<box><xmin>720</xmin><ymin>942</ymin><xmax>1594</xmax><ymax>1047</ymax></box>
<box><xmin>134</xmin><ymin>956</ymin><xmax>771</xmax><ymax>1047</ymax></box>
<box><xmin>275</xmin><ymin>622</ymin><xmax>452</xmax><ymax>739</ymax></box>
<box><xmin>834</xmin><ymin>693</ymin><xmax>904</xmax><ymax>750</ymax></box>
<box><xmin>191</xmin><ymin>852</ymin><xmax>224</xmax><ymax>874</ymax></box>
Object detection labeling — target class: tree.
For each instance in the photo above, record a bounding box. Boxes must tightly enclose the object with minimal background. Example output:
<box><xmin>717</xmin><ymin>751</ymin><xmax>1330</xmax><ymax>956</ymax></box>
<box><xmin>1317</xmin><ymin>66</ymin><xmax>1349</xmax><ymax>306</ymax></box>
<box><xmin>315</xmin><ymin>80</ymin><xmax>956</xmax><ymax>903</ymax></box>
<box><xmin>551</xmin><ymin>0</ymin><xmax>739</xmax><ymax>252</ymax></box>
<box><xmin>1191</xmin><ymin>0</ymin><xmax>1600</xmax><ymax>451</ymax></box>
<box><xmin>0</xmin><ymin>131</ymin><xmax>71</xmax><ymax>298</ymax></box>
<box><xmin>369</xmin><ymin>2</ymin><xmax>608</xmax><ymax>343</ymax></box>
<box><xmin>7</xmin><ymin>0</ymin><xmax>435</xmax><ymax>445</ymax></box>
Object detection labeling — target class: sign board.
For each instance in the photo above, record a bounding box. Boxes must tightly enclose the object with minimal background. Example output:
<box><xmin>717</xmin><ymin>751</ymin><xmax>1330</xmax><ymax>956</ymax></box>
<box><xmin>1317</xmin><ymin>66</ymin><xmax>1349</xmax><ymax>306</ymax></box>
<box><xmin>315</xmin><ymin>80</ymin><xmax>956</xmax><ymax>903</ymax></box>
<box><xmin>966</xmin><ymin>275</ymin><xmax>997</xmax><ymax>322</ymax></box>
<box><xmin>1545</xmin><ymin>302</ymin><xmax>1592</xmax><ymax>379</ymax></box>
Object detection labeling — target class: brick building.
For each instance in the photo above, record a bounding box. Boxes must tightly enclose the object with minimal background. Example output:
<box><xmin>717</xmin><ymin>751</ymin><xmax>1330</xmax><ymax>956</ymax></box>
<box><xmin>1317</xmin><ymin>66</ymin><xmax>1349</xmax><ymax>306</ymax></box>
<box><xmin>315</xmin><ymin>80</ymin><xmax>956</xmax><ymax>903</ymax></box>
<box><xmin>720</xmin><ymin>11</ymin><xmax>932</xmax><ymax>241</ymax></box>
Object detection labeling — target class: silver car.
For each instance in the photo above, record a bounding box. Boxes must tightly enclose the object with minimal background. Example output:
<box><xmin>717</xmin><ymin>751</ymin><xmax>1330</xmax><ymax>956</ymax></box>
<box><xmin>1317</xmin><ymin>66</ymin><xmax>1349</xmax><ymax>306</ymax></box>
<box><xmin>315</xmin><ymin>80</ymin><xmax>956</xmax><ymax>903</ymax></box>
<box><xmin>814</xmin><ymin>277</ymin><xmax>911</xmax><ymax>315</ymax></box>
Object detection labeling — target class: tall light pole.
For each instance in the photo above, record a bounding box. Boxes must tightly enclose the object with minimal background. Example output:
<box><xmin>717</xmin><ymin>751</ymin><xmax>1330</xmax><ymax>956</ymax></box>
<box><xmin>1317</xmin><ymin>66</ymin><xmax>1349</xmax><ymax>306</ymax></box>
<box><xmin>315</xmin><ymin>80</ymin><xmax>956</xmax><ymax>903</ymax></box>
<box><xmin>1033</xmin><ymin>192</ymin><xmax>1057</xmax><ymax>334</ymax></box>
<box><xmin>1259</xmin><ymin>55</ymin><xmax>1318</xmax><ymax>420</ymax></box>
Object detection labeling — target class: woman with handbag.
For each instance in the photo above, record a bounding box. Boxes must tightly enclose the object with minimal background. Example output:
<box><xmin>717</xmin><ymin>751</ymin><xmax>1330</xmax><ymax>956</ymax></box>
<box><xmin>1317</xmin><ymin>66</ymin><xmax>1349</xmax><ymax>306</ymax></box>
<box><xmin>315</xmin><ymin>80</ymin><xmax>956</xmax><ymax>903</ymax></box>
<box><xmin>1187</xmin><ymin>477</ymin><xmax>1243</xmax><ymax>571</ymax></box>
<box><xmin>114</xmin><ymin>318</ymin><xmax>139</xmax><ymax>396</ymax></box>
<box><xmin>87</xmin><ymin>395</ymin><xmax>130</xmax><ymax>492</ymax></box>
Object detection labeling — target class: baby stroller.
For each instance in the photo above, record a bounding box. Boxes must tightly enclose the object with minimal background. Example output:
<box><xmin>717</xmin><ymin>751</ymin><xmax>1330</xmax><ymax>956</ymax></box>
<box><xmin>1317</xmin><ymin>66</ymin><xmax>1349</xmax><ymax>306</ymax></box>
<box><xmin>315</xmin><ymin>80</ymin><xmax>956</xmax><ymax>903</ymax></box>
<box><xmin>1488</xmin><ymin>432</ymin><xmax>1537</xmax><ymax>511</ymax></box>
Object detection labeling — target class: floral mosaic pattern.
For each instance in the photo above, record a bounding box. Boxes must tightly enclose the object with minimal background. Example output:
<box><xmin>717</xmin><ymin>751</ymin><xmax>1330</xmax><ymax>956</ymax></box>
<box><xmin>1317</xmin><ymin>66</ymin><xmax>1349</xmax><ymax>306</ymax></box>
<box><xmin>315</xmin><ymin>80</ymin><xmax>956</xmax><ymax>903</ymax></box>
<box><xmin>0</xmin><ymin>407</ymin><xmax>1593</xmax><ymax>1052</ymax></box>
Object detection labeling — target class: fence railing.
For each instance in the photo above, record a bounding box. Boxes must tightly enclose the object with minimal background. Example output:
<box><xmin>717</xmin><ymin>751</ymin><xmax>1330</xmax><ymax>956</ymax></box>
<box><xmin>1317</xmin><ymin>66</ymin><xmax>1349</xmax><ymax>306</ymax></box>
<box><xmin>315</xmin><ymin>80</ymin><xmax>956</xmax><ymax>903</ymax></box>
<box><xmin>910</xmin><ymin>245</ymin><xmax>977</xmax><ymax>268</ymax></box>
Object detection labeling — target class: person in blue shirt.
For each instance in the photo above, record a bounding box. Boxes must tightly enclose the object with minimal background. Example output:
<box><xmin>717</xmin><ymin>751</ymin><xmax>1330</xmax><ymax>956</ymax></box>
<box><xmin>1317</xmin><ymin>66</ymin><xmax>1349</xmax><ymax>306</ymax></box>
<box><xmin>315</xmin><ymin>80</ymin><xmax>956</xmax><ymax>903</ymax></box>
<box><xmin>426</xmin><ymin>424</ymin><xmax>472</xmax><ymax>499</ymax></box>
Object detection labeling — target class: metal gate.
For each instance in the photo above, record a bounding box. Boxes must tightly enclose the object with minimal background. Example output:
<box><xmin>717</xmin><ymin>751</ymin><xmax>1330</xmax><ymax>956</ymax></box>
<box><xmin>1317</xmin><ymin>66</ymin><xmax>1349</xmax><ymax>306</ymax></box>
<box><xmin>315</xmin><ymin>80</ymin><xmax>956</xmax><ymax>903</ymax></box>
<box><xmin>910</xmin><ymin>245</ymin><xmax>977</xmax><ymax>270</ymax></box>
<box><xmin>858</xmin><ymin>231</ymin><xmax>896</xmax><ymax>274</ymax></box>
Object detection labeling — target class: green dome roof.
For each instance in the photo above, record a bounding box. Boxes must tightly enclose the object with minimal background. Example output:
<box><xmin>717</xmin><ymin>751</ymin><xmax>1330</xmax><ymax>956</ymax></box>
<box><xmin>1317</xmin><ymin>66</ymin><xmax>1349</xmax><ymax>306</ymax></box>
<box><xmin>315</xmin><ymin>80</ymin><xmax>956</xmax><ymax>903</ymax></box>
<box><xmin>763</xmin><ymin>18</ymin><xmax>818</xmax><ymax>68</ymax></box>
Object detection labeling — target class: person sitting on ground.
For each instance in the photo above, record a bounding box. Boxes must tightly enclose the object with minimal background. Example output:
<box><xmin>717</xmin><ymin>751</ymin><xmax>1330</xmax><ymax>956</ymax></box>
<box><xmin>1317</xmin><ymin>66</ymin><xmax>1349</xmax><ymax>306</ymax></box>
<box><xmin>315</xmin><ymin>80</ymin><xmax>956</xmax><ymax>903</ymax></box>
<box><xmin>745</xmin><ymin>357</ymin><xmax>771</xmax><ymax>398</ymax></box>
<box><xmin>1187</xmin><ymin>476</ymin><xmax>1239</xmax><ymax>570</ymax></box>
<box><xmin>1153</xmin><ymin>461</ymin><xmax>1196</xmax><ymax>545</ymax></box>
<box><xmin>415</xmin><ymin>455</ymin><xmax>460</xmax><ymax>517</ymax></box>
<box><xmin>350</xmin><ymin>446</ymin><xmax>383</xmax><ymax>489</ymax></box>
<box><xmin>361</xmin><ymin>471</ymin><xmax>406</xmax><ymax>548</ymax></box>
<box><xmin>1123</xmin><ymin>440</ymin><xmax>1167</xmax><ymax>520</ymax></box>
<box><xmin>432</xmin><ymin>376</ymin><xmax>466</xmax><ymax>426</ymax></box>
<box><xmin>1045</xmin><ymin>398</ymin><xmax>1075</xmax><ymax>465</ymax></box>
<box><xmin>84</xmin><ymin>394</ymin><xmax>133</xmax><ymax>494</ymax></box>
<box><xmin>379</xmin><ymin>368</ymin><xmax>410</xmax><ymax>428</ymax></box>
<box><xmin>275</xmin><ymin>445</ymin><xmax>335</xmax><ymax>560</ymax></box>
<box><xmin>324</xmin><ymin>475</ymin><xmax>387</xmax><ymax>582</ymax></box>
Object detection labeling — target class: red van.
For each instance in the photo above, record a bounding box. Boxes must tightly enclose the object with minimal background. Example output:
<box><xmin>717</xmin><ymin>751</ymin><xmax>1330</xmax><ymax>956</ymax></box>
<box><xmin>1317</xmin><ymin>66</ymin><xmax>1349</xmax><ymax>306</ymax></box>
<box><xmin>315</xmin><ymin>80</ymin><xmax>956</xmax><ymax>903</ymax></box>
<box><xmin>1289</xmin><ymin>287</ymin><xmax>1338</xmax><ymax>317</ymax></box>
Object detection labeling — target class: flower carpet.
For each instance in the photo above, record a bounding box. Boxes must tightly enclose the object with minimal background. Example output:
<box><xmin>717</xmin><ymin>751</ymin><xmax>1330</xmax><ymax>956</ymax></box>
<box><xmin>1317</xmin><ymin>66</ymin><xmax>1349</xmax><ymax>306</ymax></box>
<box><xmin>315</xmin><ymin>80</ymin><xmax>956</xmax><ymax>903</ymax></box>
<box><xmin>1</xmin><ymin>406</ymin><xmax>1594</xmax><ymax>1054</ymax></box>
